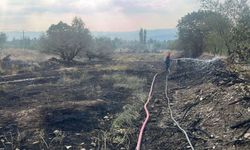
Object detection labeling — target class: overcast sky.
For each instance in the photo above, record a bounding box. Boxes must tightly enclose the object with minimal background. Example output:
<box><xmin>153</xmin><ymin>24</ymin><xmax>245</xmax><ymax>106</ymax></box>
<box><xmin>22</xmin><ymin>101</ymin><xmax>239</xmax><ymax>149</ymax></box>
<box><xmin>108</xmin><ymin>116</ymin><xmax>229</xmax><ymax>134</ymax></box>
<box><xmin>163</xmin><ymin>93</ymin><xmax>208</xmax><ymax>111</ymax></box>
<box><xmin>0</xmin><ymin>0</ymin><xmax>200</xmax><ymax>32</ymax></box>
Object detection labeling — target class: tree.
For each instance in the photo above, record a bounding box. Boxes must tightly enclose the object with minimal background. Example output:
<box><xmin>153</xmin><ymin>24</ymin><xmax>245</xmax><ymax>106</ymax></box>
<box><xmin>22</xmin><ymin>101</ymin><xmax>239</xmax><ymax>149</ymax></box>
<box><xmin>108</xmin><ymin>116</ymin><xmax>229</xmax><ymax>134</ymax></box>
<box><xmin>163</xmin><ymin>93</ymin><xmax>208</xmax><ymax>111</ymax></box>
<box><xmin>139</xmin><ymin>28</ymin><xmax>147</xmax><ymax>44</ymax></box>
<box><xmin>177</xmin><ymin>11</ymin><xmax>209</xmax><ymax>57</ymax></box>
<box><xmin>0</xmin><ymin>33</ymin><xmax>7</xmax><ymax>49</ymax></box>
<box><xmin>200</xmin><ymin>0</ymin><xmax>250</xmax><ymax>61</ymax></box>
<box><xmin>200</xmin><ymin>0</ymin><xmax>249</xmax><ymax>25</ymax></box>
<box><xmin>232</xmin><ymin>6</ymin><xmax>250</xmax><ymax>62</ymax></box>
<box><xmin>137</xmin><ymin>28</ymin><xmax>148</xmax><ymax>52</ymax></box>
<box><xmin>177</xmin><ymin>9</ymin><xmax>237</xmax><ymax>57</ymax></box>
<box><xmin>95</xmin><ymin>37</ymin><xmax>114</xmax><ymax>57</ymax></box>
<box><xmin>41</xmin><ymin>17</ymin><xmax>92</xmax><ymax>62</ymax></box>
<box><xmin>86</xmin><ymin>37</ymin><xmax>114</xmax><ymax>61</ymax></box>
<box><xmin>204</xmin><ymin>11</ymin><xmax>233</xmax><ymax>54</ymax></box>
<box><xmin>86</xmin><ymin>37</ymin><xmax>115</xmax><ymax>60</ymax></box>
<box><xmin>205</xmin><ymin>32</ymin><xmax>226</xmax><ymax>55</ymax></box>
<box><xmin>232</xmin><ymin>5</ymin><xmax>250</xmax><ymax>48</ymax></box>
<box><xmin>139</xmin><ymin>28</ymin><xmax>144</xmax><ymax>43</ymax></box>
<box><xmin>143</xmin><ymin>29</ymin><xmax>147</xmax><ymax>44</ymax></box>
<box><xmin>200</xmin><ymin>0</ymin><xmax>220</xmax><ymax>12</ymax></box>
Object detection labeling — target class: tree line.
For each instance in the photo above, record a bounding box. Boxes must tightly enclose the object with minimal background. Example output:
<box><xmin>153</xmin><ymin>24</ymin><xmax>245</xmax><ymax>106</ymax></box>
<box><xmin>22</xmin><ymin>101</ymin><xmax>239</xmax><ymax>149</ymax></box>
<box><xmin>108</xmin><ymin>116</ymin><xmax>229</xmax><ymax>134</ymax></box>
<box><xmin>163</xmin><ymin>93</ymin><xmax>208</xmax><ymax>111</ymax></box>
<box><xmin>170</xmin><ymin>0</ymin><xmax>249</xmax><ymax>62</ymax></box>
<box><xmin>0</xmin><ymin>22</ymin><xmax>169</xmax><ymax>62</ymax></box>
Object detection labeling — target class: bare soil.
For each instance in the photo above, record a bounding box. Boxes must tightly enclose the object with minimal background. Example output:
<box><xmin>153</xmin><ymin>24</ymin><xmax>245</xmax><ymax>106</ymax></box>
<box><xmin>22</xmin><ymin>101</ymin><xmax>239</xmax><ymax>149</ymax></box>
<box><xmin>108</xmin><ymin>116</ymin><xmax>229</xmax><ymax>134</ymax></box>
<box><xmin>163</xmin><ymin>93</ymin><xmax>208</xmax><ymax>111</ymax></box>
<box><xmin>137</xmin><ymin>59</ymin><xmax>250</xmax><ymax>150</ymax></box>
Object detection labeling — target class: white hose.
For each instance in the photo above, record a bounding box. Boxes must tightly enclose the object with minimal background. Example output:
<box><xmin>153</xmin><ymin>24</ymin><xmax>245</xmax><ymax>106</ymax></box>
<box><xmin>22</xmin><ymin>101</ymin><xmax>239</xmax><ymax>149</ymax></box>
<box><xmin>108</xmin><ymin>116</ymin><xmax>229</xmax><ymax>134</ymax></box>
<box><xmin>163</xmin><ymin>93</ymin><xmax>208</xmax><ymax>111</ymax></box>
<box><xmin>165</xmin><ymin>73</ymin><xmax>195</xmax><ymax>150</ymax></box>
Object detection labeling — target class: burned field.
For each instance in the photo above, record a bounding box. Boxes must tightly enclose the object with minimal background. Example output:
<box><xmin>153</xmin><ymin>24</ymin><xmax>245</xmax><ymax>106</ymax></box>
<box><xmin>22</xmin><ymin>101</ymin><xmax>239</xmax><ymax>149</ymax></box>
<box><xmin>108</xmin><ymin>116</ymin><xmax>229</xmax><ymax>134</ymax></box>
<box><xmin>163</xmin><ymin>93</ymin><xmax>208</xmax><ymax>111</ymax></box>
<box><xmin>139</xmin><ymin>59</ymin><xmax>250</xmax><ymax>150</ymax></box>
<box><xmin>0</xmin><ymin>52</ymin><xmax>250</xmax><ymax>149</ymax></box>
<box><xmin>0</xmin><ymin>52</ymin><xmax>160</xmax><ymax>149</ymax></box>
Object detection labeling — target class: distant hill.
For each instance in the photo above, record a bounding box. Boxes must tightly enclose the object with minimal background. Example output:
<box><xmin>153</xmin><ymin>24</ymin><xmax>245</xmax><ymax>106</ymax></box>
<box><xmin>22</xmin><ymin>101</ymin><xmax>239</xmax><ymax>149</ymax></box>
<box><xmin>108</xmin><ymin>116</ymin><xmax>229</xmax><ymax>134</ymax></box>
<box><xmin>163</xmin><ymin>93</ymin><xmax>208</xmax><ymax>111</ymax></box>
<box><xmin>93</xmin><ymin>29</ymin><xmax>177</xmax><ymax>41</ymax></box>
<box><xmin>6</xmin><ymin>28</ymin><xmax>177</xmax><ymax>41</ymax></box>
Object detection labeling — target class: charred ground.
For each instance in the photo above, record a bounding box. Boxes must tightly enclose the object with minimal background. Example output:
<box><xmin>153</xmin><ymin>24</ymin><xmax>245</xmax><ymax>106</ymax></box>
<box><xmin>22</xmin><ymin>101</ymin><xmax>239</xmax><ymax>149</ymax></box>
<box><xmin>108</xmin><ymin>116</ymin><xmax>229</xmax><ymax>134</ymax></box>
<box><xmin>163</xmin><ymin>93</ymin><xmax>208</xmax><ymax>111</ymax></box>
<box><xmin>0</xmin><ymin>50</ymin><xmax>249</xmax><ymax>150</ymax></box>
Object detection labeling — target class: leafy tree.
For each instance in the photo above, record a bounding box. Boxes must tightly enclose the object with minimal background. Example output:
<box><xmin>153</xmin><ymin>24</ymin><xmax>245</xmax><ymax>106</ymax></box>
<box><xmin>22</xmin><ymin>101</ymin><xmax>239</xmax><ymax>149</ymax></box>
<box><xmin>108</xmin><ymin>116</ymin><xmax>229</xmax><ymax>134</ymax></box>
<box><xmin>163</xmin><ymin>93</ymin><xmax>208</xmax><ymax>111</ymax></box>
<box><xmin>177</xmin><ymin>9</ymin><xmax>239</xmax><ymax>57</ymax></box>
<box><xmin>95</xmin><ymin>37</ymin><xmax>114</xmax><ymax>56</ymax></box>
<box><xmin>232</xmin><ymin>5</ymin><xmax>250</xmax><ymax>48</ymax></box>
<box><xmin>200</xmin><ymin>0</ymin><xmax>220</xmax><ymax>12</ymax></box>
<box><xmin>232</xmin><ymin>6</ymin><xmax>250</xmax><ymax>62</ymax></box>
<box><xmin>200</xmin><ymin>0</ymin><xmax>249</xmax><ymax>25</ymax></box>
<box><xmin>86</xmin><ymin>37</ymin><xmax>114</xmax><ymax>61</ymax></box>
<box><xmin>205</xmin><ymin>32</ymin><xmax>226</xmax><ymax>55</ymax></box>
<box><xmin>0</xmin><ymin>33</ymin><xmax>7</xmax><ymax>49</ymax></box>
<box><xmin>205</xmin><ymin>11</ymin><xmax>233</xmax><ymax>54</ymax></box>
<box><xmin>177</xmin><ymin>11</ymin><xmax>209</xmax><ymax>57</ymax></box>
<box><xmin>200</xmin><ymin>0</ymin><xmax>250</xmax><ymax>62</ymax></box>
<box><xmin>41</xmin><ymin>17</ymin><xmax>92</xmax><ymax>62</ymax></box>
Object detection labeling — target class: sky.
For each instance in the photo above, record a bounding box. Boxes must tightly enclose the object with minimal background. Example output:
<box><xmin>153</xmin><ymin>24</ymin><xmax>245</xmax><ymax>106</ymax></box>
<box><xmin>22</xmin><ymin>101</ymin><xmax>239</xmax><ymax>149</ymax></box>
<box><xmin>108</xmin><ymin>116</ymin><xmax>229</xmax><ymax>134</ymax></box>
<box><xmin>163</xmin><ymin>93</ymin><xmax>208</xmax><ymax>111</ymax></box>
<box><xmin>0</xmin><ymin>0</ymin><xmax>200</xmax><ymax>32</ymax></box>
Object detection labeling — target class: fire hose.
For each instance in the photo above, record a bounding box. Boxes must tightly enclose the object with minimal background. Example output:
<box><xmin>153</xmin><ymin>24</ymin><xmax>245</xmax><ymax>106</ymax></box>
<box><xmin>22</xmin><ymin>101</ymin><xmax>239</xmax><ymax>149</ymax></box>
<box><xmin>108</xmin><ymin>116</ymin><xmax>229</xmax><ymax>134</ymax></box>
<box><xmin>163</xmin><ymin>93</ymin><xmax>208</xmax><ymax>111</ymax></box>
<box><xmin>136</xmin><ymin>72</ymin><xmax>194</xmax><ymax>150</ymax></box>
<box><xmin>136</xmin><ymin>73</ymin><xmax>158</xmax><ymax>150</ymax></box>
<box><xmin>164</xmin><ymin>74</ymin><xmax>194</xmax><ymax>150</ymax></box>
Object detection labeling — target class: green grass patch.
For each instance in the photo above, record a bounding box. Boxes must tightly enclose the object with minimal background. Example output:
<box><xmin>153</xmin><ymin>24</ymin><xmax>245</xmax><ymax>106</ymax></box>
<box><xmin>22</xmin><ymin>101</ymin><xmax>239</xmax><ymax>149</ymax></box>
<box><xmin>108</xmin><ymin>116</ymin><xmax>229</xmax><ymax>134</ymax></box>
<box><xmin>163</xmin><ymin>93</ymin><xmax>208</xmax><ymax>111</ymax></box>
<box><xmin>102</xmin><ymin>73</ymin><xmax>147</xmax><ymax>147</ymax></box>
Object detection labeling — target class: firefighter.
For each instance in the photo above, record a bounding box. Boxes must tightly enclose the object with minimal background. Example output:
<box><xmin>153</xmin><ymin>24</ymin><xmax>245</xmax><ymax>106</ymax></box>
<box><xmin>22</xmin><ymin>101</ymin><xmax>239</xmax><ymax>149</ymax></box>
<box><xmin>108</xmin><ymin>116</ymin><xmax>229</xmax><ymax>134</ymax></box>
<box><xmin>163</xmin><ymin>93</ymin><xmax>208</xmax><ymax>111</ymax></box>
<box><xmin>165</xmin><ymin>52</ymin><xmax>171</xmax><ymax>73</ymax></box>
